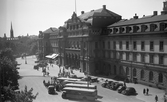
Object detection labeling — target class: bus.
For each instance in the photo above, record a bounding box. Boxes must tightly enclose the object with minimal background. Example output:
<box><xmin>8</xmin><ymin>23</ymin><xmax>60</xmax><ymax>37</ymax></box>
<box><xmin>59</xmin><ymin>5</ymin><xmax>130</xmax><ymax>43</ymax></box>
<box><xmin>57</xmin><ymin>77</ymin><xmax>80</xmax><ymax>83</ymax></box>
<box><xmin>64</xmin><ymin>83</ymin><xmax>97</xmax><ymax>89</ymax></box>
<box><xmin>62</xmin><ymin>87</ymin><xmax>98</xmax><ymax>101</ymax></box>
<box><xmin>62</xmin><ymin>80</ymin><xmax>90</xmax><ymax>86</ymax></box>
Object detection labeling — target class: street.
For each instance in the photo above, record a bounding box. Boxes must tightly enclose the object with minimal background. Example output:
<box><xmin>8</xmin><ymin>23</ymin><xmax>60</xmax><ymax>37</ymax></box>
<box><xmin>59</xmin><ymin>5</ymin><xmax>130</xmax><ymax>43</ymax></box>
<box><xmin>17</xmin><ymin>56</ymin><xmax>166</xmax><ymax>102</ymax></box>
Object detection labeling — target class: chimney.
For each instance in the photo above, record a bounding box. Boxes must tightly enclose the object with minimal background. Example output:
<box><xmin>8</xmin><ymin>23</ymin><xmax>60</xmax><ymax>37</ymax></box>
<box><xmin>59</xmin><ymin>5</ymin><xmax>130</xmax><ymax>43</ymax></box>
<box><xmin>81</xmin><ymin>11</ymin><xmax>84</xmax><ymax>14</ymax></box>
<box><xmin>103</xmin><ymin>5</ymin><xmax>106</xmax><ymax>9</ymax></box>
<box><xmin>133</xmin><ymin>13</ymin><xmax>138</xmax><ymax>19</ymax></box>
<box><xmin>153</xmin><ymin>11</ymin><xmax>158</xmax><ymax>16</ymax></box>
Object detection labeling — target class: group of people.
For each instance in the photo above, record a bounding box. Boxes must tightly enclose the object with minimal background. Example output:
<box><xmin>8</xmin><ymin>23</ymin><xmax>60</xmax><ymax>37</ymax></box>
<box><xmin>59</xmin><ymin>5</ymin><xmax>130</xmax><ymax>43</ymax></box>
<box><xmin>43</xmin><ymin>77</ymin><xmax>63</xmax><ymax>92</ymax></box>
<box><xmin>58</xmin><ymin>66</ymin><xmax>74</xmax><ymax>78</ymax></box>
<box><xmin>143</xmin><ymin>88</ymin><xmax>149</xmax><ymax>95</ymax></box>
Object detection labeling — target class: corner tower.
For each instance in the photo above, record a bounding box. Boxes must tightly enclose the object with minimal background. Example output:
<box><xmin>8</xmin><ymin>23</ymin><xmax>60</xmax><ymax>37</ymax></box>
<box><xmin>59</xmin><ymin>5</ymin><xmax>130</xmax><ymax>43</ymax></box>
<box><xmin>161</xmin><ymin>0</ymin><xmax>167</xmax><ymax>15</ymax></box>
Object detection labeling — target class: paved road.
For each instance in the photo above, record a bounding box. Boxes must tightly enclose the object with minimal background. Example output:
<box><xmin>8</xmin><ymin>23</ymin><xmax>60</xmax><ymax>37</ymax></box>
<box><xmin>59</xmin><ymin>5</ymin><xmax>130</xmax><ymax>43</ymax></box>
<box><xmin>17</xmin><ymin>56</ymin><xmax>166</xmax><ymax>102</ymax></box>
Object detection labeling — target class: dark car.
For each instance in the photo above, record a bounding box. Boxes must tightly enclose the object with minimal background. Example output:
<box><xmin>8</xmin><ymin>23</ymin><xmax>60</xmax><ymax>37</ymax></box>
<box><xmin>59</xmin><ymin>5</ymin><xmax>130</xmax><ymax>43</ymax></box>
<box><xmin>117</xmin><ymin>86</ymin><xmax>126</xmax><ymax>93</ymax></box>
<box><xmin>121</xmin><ymin>87</ymin><xmax>136</xmax><ymax>95</ymax></box>
<box><xmin>110</xmin><ymin>82</ymin><xmax>118</xmax><ymax>90</ymax></box>
<box><xmin>101</xmin><ymin>80</ymin><xmax>109</xmax><ymax>88</ymax></box>
<box><xmin>48</xmin><ymin>85</ymin><xmax>55</xmax><ymax>94</ymax></box>
<box><xmin>106</xmin><ymin>81</ymin><xmax>114</xmax><ymax>89</ymax></box>
<box><xmin>112</xmin><ymin>83</ymin><xmax>123</xmax><ymax>90</ymax></box>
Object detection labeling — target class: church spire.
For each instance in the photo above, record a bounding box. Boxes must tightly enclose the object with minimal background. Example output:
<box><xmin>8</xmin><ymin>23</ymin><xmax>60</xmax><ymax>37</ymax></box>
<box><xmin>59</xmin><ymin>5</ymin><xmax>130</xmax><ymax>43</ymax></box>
<box><xmin>10</xmin><ymin>22</ymin><xmax>14</xmax><ymax>38</ymax></box>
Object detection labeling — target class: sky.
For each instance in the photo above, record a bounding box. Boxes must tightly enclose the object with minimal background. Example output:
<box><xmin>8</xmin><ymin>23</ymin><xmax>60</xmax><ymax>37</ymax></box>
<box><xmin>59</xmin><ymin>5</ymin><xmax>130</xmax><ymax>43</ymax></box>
<box><xmin>0</xmin><ymin>0</ymin><xmax>166</xmax><ymax>37</ymax></box>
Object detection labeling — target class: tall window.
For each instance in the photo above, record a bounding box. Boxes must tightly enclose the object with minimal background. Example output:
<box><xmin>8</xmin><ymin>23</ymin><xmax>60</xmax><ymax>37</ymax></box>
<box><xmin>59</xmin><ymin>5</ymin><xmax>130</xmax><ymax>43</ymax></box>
<box><xmin>158</xmin><ymin>73</ymin><xmax>163</xmax><ymax>83</ymax></box>
<box><xmin>119</xmin><ymin>41</ymin><xmax>122</xmax><ymax>49</ymax></box>
<box><xmin>103</xmin><ymin>41</ymin><xmax>105</xmax><ymax>49</ymax></box>
<box><xmin>159</xmin><ymin>55</ymin><xmax>164</xmax><ymax>64</ymax></box>
<box><xmin>126</xmin><ymin>41</ymin><xmax>129</xmax><ymax>50</ymax></box>
<box><xmin>126</xmin><ymin>67</ymin><xmax>129</xmax><ymax>75</ymax></box>
<box><xmin>149</xmin><ymin>71</ymin><xmax>153</xmax><ymax>81</ymax></box>
<box><xmin>159</xmin><ymin>41</ymin><xmax>164</xmax><ymax>51</ymax></box>
<box><xmin>133</xmin><ymin>53</ymin><xmax>137</xmax><ymax>62</ymax></box>
<box><xmin>126</xmin><ymin>53</ymin><xmax>129</xmax><ymax>61</ymax></box>
<box><xmin>95</xmin><ymin>42</ymin><xmax>98</xmax><ymax>49</ymax></box>
<box><xmin>140</xmin><ymin>70</ymin><xmax>144</xmax><ymax>79</ymax></box>
<box><xmin>141</xmin><ymin>54</ymin><xmax>145</xmax><ymax>63</ymax></box>
<box><xmin>133</xmin><ymin>41</ymin><xmax>137</xmax><ymax>50</ymax></box>
<box><xmin>108</xmin><ymin>41</ymin><xmax>110</xmax><ymax>49</ymax></box>
<box><xmin>113</xmin><ymin>41</ymin><xmax>116</xmax><ymax>50</ymax></box>
<box><xmin>149</xmin><ymin>54</ymin><xmax>154</xmax><ymax>64</ymax></box>
<box><xmin>150</xmin><ymin>41</ymin><xmax>154</xmax><ymax>51</ymax></box>
<box><xmin>133</xmin><ymin>68</ymin><xmax>137</xmax><ymax>77</ymax></box>
<box><xmin>141</xmin><ymin>41</ymin><xmax>145</xmax><ymax>51</ymax></box>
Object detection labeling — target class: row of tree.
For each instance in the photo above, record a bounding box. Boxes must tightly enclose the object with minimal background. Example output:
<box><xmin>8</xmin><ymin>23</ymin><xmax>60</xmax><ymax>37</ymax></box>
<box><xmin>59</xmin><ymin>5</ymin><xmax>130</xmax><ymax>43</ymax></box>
<box><xmin>0</xmin><ymin>48</ymin><xmax>38</xmax><ymax>102</ymax></box>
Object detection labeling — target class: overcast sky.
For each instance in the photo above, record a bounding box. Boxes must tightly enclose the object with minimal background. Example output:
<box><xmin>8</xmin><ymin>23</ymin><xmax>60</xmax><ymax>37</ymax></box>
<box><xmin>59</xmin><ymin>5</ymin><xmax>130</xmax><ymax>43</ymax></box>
<box><xmin>0</xmin><ymin>0</ymin><xmax>165</xmax><ymax>37</ymax></box>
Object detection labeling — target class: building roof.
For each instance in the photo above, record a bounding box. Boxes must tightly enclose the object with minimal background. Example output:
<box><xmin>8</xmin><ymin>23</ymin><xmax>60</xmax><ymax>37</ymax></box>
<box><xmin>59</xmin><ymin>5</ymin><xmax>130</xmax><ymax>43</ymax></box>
<box><xmin>78</xmin><ymin>8</ymin><xmax>121</xmax><ymax>21</ymax></box>
<box><xmin>43</xmin><ymin>27</ymin><xmax>58</xmax><ymax>34</ymax></box>
<box><xmin>109</xmin><ymin>14</ymin><xmax>167</xmax><ymax>27</ymax></box>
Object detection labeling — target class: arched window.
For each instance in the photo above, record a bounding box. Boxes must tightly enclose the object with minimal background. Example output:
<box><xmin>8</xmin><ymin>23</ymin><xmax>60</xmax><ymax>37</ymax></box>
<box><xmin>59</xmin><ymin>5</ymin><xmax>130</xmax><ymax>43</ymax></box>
<box><xmin>149</xmin><ymin>71</ymin><xmax>153</xmax><ymax>81</ymax></box>
<box><xmin>119</xmin><ymin>66</ymin><xmax>123</xmax><ymax>74</ymax></box>
<box><xmin>126</xmin><ymin>67</ymin><xmax>129</xmax><ymax>75</ymax></box>
<box><xmin>133</xmin><ymin>68</ymin><xmax>137</xmax><ymax>77</ymax></box>
<box><xmin>140</xmin><ymin>70</ymin><xmax>144</xmax><ymax>79</ymax></box>
<box><xmin>158</xmin><ymin>73</ymin><xmax>163</xmax><ymax>83</ymax></box>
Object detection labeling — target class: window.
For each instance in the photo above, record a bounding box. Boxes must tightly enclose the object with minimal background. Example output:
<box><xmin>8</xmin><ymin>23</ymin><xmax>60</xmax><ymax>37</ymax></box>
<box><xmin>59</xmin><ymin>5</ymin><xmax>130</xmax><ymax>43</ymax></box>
<box><xmin>159</xmin><ymin>55</ymin><xmax>164</xmax><ymax>64</ymax></box>
<box><xmin>158</xmin><ymin>73</ymin><xmax>163</xmax><ymax>83</ymax></box>
<box><xmin>150</xmin><ymin>41</ymin><xmax>154</xmax><ymax>51</ymax></box>
<box><xmin>119</xmin><ymin>41</ymin><xmax>122</xmax><ymax>49</ymax></box>
<box><xmin>119</xmin><ymin>66</ymin><xmax>123</xmax><ymax>74</ymax></box>
<box><xmin>108</xmin><ymin>41</ymin><xmax>110</xmax><ymax>49</ymax></box>
<box><xmin>149</xmin><ymin>71</ymin><xmax>153</xmax><ymax>81</ymax></box>
<box><xmin>126</xmin><ymin>41</ymin><xmax>129</xmax><ymax>50</ymax></box>
<box><xmin>126</xmin><ymin>67</ymin><xmax>129</xmax><ymax>75</ymax></box>
<box><xmin>160</xmin><ymin>23</ymin><xmax>166</xmax><ymax>31</ymax></box>
<box><xmin>133</xmin><ymin>68</ymin><xmax>136</xmax><ymax>77</ymax></box>
<box><xmin>141</xmin><ymin>25</ymin><xmax>147</xmax><ymax>32</ymax></box>
<box><xmin>150</xmin><ymin>24</ymin><xmax>157</xmax><ymax>32</ymax></box>
<box><xmin>133</xmin><ymin>26</ymin><xmax>139</xmax><ymax>33</ymax></box>
<box><xmin>113</xmin><ymin>41</ymin><xmax>116</xmax><ymax>50</ymax></box>
<box><xmin>149</xmin><ymin>54</ymin><xmax>154</xmax><ymax>64</ymax></box>
<box><xmin>95</xmin><ymin>42</ymin><xmax>98</xmax><ymax>49</ymax></box>
<box><xmin>126</xmin><ymin>53</ymin><xmax>129</xmax><ymax>60</ymax></box>
<box><xmin>133</xmin><ymin>41</ymin><xmax>137</xmax><ymax>50</ymax></box>
<box><xmin>141</xmin><ymin>54</ymin><xmax>145</xmax><ymax>63</ymax></box>
<box><xmin>119</xmin><ymin>52</ymin><xmax>122</xmax><ymax>60</ymax></box>
<box><xmin>141</xmin><ymin>41</ymin><xmax>145</xmax><ymax>51</ymax></box>
<box><xmin>126</xmin><ymin>26</ymin><xmax>132</xmax><ymax>33</ymax></box>
<box><xmin>140</xmin><ymin>70</ymin><xmax>144</xmax><ymax>79</ymax></box>
<box><xmin>159</xmin><ymin>41</ymin><xmax>164</xmax><ymax>51</ymax></box>
<box><xmin>133</xmin><ymin>53</ymin><xmax>137</xmax><ymax>62</ymax></box>
<box><xmin>103</xmin><ymin>41</ymin><xmax>105</xmax><ymax>49</ymax></box>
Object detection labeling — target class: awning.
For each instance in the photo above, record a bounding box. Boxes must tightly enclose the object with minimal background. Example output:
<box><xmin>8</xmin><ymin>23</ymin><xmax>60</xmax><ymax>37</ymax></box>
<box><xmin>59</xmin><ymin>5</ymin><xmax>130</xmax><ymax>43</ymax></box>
<box><xmin>45</xmin><ymin>53</ymin><xmax>59</xmax><ymax>59</ymax></box>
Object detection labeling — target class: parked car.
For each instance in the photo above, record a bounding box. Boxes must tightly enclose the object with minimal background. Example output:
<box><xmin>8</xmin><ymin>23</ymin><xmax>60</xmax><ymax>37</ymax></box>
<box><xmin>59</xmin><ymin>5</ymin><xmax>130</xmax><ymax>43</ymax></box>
<box><xmin>101</xmin><ymin>80</ymin><xmax>109</xmax><ymax>88</ymax></box>
<box><xmin>48</xmin><ymin>85</ymin><xmax>56</xmax><ymax>94</ymax></box>
<box><xmin>117</xmin><ymin>86</ymin><xmax>126</xmax><ymax>93</ymax></box>
<box><xmin>121</xmin><ymin>87</ymin><xmax>136</xmax><ymax>95</ymax></box>
<box><xmin>110</xmin><ymin>82</ymin><xmax>119</xmax><ymax>90</ymax></box>
<box><xmin>112</xmin><ymin>83</ymin><xmax>123</xmax><ymax>90</ymax></box>
<box><xmin>106</xmin><ymin>81</ymin><xmax>114</xmax><ymax>89</ymax></box>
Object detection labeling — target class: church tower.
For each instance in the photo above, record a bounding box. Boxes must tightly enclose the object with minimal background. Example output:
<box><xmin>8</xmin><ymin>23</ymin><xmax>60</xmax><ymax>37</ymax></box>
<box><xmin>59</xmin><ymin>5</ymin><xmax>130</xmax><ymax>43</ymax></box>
<box><xmin>10</xmin><ymin>22</ymin><xmax>14</xmax><ymax>38</ymax></box>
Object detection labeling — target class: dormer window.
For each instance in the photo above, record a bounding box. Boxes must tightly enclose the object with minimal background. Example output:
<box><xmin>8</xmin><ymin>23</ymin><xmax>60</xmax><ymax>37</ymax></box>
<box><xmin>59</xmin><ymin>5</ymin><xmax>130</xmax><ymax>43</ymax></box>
<box><xmin>141</xmin><ymin>25</ymin><xmax>148</xmax><ymax>32</ymax></box>
<box><xmin>133</xmin><ymin>26</ymin><xmax>139</xmax><ymax>33</ymax></box>
<box><xmin>150</xmin><ymin>24</ymin><xmax>157</xmax><ymax>32</ymax></box>
<box><xmin>119</xmin><ymin>27</ymin><xmax>125</xmax><ymax>33</ymax></box>
<box><xmin>126</xmin><ymin>26</ymin><xmax>132</xmax><ymax>33</ymax></box>
<box><xmin>160</xmin><ymin>23</ymin><xmax>167</xmax><ymax>31</ymax></box>
<box><xmin>113</xmin><ymin>28</ymin><xmax>118</xmax><ymax>34</ymax></box>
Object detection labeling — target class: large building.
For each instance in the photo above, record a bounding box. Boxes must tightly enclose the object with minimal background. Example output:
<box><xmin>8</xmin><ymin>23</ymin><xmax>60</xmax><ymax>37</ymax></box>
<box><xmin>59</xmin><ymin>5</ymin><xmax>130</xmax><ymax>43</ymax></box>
<box><xmin>39</xmin><ymin>1</ymin><xmax>167</xmax><ymax>89</ymax></box>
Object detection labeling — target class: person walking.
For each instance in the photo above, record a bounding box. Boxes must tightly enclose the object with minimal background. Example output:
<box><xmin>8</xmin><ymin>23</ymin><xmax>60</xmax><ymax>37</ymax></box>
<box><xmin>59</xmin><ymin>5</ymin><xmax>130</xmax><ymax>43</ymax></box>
<box><xmin>143</xmin><ymin>88</ymin><xmax>146</xmax><ymax>95</ymax></box>
<box><xmin>146</xmin><ymin>88</ymin><xmax>149</xmax><ymax>95</ymax></box>
<box><xmin>155</xmin><ymin>95</ymin><xmax>158</xmax><ymax>102</ymax></box>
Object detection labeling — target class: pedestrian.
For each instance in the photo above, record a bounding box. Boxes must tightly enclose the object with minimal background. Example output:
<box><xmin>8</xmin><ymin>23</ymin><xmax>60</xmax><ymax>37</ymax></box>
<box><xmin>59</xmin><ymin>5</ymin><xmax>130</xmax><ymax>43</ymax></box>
<box><xmin>146</xmin><ymin>88</ymin><xmax>149</xmax><ymax>95</ymax></box>
<box><xmin>155</xmin><ymin>95</ymin><xmax>158</xmax><ymax>102</ymax></box>
<box><xmin>143</xmin><ymin>88</ymin><xmax>146</xmax><ymax>95</ymax></box>
<box><xmin>164</xmin><ymin>94</ymin><xmax>167</xmax><ymax>102</ymax></box>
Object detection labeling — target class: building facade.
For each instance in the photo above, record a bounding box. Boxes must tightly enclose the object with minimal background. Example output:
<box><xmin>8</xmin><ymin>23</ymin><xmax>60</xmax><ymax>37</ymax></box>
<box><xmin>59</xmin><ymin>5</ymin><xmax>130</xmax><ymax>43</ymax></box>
<box><xmin>39</xmin><ymin>1</ymin><xmax>167</xmax><ymax>89</ymax></box>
